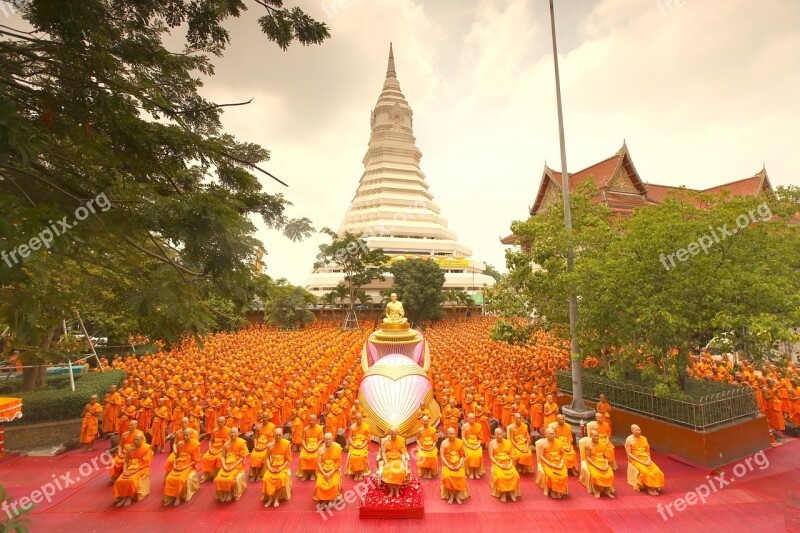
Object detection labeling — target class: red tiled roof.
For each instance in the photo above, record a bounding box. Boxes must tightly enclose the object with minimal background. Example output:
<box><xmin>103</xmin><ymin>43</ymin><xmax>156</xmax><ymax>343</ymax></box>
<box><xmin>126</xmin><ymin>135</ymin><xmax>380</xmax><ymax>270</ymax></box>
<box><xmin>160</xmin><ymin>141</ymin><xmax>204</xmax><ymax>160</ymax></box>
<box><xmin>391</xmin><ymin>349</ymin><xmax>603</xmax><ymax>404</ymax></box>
<box><xmin>550</xmin><ymin>154</ymin><xmax>621</xmax><ymax>190</ymax></box>
<box><xmin>700</xmin><ymin>174</ymin><xmax>767</xmax><ymax>197</ymax></box>
<box><xmin>645</xmin><ymin>184</ymin><xmax>705</xmax><ymax>208</ymax></box>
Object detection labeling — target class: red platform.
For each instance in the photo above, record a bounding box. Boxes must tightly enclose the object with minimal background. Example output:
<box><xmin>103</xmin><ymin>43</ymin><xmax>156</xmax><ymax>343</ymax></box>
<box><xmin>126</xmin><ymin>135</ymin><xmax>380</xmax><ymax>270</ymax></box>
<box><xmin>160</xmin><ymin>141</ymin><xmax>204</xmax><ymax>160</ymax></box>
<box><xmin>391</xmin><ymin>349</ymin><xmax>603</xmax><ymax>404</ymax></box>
<box><xmin>359</xmin><ymin>476</ymin><xmax>425</xmax><ymax>519</ymax></box>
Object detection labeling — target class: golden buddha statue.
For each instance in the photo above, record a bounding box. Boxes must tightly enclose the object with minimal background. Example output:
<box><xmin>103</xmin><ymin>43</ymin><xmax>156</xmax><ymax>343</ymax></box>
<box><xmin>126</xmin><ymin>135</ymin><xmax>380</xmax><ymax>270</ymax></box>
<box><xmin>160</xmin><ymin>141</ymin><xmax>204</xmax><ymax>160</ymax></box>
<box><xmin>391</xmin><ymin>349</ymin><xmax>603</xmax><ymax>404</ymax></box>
<box><xmin>383</xmin><ymin>293</ymin><xmax>408</xmax><ymax>325</ymax></box>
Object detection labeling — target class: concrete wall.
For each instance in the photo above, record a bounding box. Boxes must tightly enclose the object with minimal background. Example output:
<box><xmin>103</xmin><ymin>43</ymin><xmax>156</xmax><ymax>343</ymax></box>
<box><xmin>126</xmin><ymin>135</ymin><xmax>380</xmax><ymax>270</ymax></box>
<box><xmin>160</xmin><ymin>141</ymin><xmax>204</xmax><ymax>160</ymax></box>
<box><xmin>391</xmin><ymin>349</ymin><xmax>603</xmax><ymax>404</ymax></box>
<box><xmin>4</xmin><ymin>419</ymin><xmax>83</xmax><ymax>452</ymax></box>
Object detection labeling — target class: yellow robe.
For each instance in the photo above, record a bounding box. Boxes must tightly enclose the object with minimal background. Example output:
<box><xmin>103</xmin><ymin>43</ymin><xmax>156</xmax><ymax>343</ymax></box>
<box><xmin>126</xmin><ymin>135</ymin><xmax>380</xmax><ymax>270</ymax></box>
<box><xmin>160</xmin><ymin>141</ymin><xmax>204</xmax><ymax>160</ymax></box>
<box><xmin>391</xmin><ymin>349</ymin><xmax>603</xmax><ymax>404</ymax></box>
<box><xmin>440</xmin><ymin>439</ymin><xmax>469</xmax><ymax>499</ymax></box>
<box><xmin>416</xmin><ymin>426</ymin><xmax>439</xmax><ymax>470</ymax></box>
<box><xmin>249</xmin><ymin>423</ymin><xmax>276</xmax><ymax>469</ymax></box>
<box><xmin>163</xmin><ymin>439</ymin><xmax>200</xmax><ymax>499</ymax></box>
<box><xmin>382</xmin><ymin>436</ymin><xmax>407</xmax><ymax>485</ymax></box>
<box><xmin>508</xmin><ymin>423</ymin><xmax>534</xmax><ymax>471</ymax></box>
<box><xmin>215</xmin><ymin>437</ymin><xmax>249</xmax><ymax>493</ymax></box>
<box><xmin>262</xmin><ymin>438</ymin><xmax>293</xmax><ymax>500</ymax></box>
<box><xmin>314</xmin><ymin>443</ymin><xmax>342</xmax><ymax>501</ymax></box>
<box><xmin>628</xmin><ymin>436</ymin><xmax>665</xmax><ymax>489</ymax></box>
<box><xmin>536</xmin><ymin>440</ymin><xmax>568</xmax><ymax>495</ymax></box>
<box><xmin>346</xmin><ymin>422</ymin><xmax>371</xmax><ymax>475</ymax></box>
<box><xmin>463</xmin><ymin>423</ymin><xmax>486</xmax><ymax>473</ymax></box>
<box><xmin>586</xmin><ymin>441</ymin><xmax>614</xmax><ymax>488</ymax></box>
<box><xmin>110</xmin><ymin>430</ymin><xmax>143</xmax><ymax>480</ymax></box>
<box><xmin>201</xmin><ymin>426</ymin><xmax>231</xmax><ymax>473</ymax></box>
<box><xmin>113</xmin><ymin>443</ymin><xmax>153</xmax><ymax>500</ymax></box>
<box><xmin>554</xmin><ymin>422</ymin><xmax>577</xmax><ymax>470</ymax></box>
<box><xmin>490</xmin><ymin>439</ymin><xmax>520</xmax><ymax>497</ymax></box>
<box><xmin>299</xmin><ymin>424</ymin><xmax>323</xmax><ymax>473</ymax></box>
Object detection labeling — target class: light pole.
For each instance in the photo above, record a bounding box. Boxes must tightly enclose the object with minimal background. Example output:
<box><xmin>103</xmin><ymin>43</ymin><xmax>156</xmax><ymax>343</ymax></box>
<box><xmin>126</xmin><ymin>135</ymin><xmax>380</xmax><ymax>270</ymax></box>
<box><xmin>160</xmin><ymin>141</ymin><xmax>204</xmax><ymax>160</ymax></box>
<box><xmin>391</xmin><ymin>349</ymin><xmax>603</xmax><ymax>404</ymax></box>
<box><xmin>548</xmin><ymin>0</ymin><xmax>593</xmax><ymax>419</ymax></box>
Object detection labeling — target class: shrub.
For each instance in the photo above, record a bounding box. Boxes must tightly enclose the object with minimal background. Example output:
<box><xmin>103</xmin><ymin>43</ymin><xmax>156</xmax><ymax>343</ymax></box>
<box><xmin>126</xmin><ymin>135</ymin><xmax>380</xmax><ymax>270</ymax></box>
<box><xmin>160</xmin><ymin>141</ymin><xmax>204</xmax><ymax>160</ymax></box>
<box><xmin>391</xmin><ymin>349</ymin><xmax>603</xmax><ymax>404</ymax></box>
<box><xmin>5</xmin><ymin>370</ymin><xmax>126</xmax><ymax>425</ymax></box>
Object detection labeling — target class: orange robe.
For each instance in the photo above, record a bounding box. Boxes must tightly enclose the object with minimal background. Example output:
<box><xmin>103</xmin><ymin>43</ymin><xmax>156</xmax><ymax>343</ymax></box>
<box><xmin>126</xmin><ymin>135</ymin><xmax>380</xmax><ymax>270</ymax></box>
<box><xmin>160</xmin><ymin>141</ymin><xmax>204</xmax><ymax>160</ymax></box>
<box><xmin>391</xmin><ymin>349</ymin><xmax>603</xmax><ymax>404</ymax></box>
<box><xmin>113</xmin><ymin>443</ymin><xmax>153</xmax><ymax>499</ymax></box>
<box><xmin>202</xmin><ymin>425</ymin><xmax>231</xmax><ymax>473</ymax></box>
<box><xmin>314</xmin><ymin>443</ymin><xmax>343</xmax><ymax>501</ymax></box>
<box><xmin>463</xmin><ymin>423</ymin><xmax>485</xmax><ymax>471</ymax></box>
<box><xmin>490</xmin><ymin>439</ymin><xmax>520</xmax><ymax>496</ymax></box>
<box><xmin>80</xmin><ymin>403</ymin><xmax>103</xmax><ymax>444</ymax></box>
<box><xmin>150</xmin><ymin>406</ymin><xmax>169</xmax><ymax>447</ymax></box>
<box><xmin>262</xmin><ymin>438</ymin><xmax>292</xmax><ymax>499</ymax></box>
<box><xmin>530</xmin><ymin>394</ymin><xmax>545</xmax><ymax>429</ymax></box>
<box><xmin>537</xmin><ymin>439</ymin><xmax>568</xmax><ymax>495</ymax></box>
<box><xmin>382</xmin><ymin>436</ymin><xmax>407</xmax><ymax>485</ymax></box>
<box><xmin>163</xmin><ymin>439</ymin><xmax>200</xmax><ymax>498</ymax></box>
<box><xmin>298</xmin><ymin>424</ymin><xmax>323</xmax><ymax>473</ymax></box>
<box><xmin>109</xmin><ymin>430</ymin><xmax>143</xmax><ymax>480</ymax></box>
<box><xmin>102</xmin><ymin>392</ymin><xmax>122</xmax><ymax>433</ymax></box>
<box><xmin>440</xmin><ymin>438</ymin><xmax>468</xmax><ymax>496</ymax></box>
<box><xmin>586</xmin><ymin>441</ymin><xmax>614</xmax><ymax>488</ymax></box>
<box><xmin>416</xmin><ymin>426</ymin><xmax>439</xmax><ymax>470</ymax></box>
<box><xmin>346</xmin><ymin>422</ymin><xmax>371</xmax><ymax>475</ymax></box>
<box><xmin>249</xmin><ymin>423</ymin><xmax>276</xmax><ymax>469</ymax></box>
<box><xmin>508</xmin><ymin>423</ymin><xmax>534</xmax><ymax>471</ymax></box>
<box><xmin>553</xmin><ymin>422</ymin><xmax>577</xmax><ymax>470</ymax></box>
<box><xmin>215</xmin><ymin>437</ymin><xmax>249</xmax><ymax>492</ymax></box>
<box><xmin>597</xmin><ymin>401</ymin><xmax>613</xmax><ymax>435</ymax></box>
<box><xmin>136</xmin><ymin>398</ymin><xmax>153</xmax><ymax>434</ymax></box>
<box><xmin>628</xmin><ymin>436</ymin><xmax>665</xmax><ymax>489</ymax></box>
<box><xmin>543</xmin><ymin>401</ymin><xmax>559</xmax><ymax>428</ymax></box>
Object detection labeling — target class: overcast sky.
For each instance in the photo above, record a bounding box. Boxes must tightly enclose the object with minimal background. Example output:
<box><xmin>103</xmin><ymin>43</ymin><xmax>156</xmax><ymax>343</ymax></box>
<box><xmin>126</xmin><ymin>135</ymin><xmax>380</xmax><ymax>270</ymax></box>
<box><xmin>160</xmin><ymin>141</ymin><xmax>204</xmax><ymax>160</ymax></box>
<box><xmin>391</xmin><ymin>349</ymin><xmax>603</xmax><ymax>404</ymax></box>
<box><xmin>37</xmin><ymin>0</ymin><xmax>800</xmax><ymax>284</ymax></box>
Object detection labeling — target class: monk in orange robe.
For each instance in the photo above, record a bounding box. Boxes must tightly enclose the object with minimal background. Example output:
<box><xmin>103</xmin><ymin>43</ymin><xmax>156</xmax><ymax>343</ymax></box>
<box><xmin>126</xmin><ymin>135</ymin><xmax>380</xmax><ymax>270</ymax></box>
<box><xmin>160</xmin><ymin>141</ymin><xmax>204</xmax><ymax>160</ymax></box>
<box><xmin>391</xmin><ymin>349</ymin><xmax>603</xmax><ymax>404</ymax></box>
<box><xmin>163</xmin><ymin>429</ymin><xmax>200</xmax><ymax>507</ymax></box>
<box><xmin>763</xmin><ymin>379</ymin><xmax>785</xmax><ymax>431</ymax></box>
<box><xmin>136</xmin><ymin>392</ymin><xmax>153</xmax><ymax>435</ymax></box>
<box><xmin>440</xmin><ymin>427</ymin><xmax>469</xmax><ymax>505</ymax></box>
<box><xmin>380</xmin><ymin>427</ymin><xmax>409</xmax><ymax>498</ymax></box>
<box><xmin>110</xmin><ymin>421</ymin><xmax>143</xmax><ymax>481</ymax></box>
<box><xmin>789</xmin><ymin>379</ymin><xmax>800</xmax><ymax>425</ymax></box>
<box><xmin>80</xmin><ymin>395</ymin><xmax>103</xmax><ymax>451</ymax></box>
<box><xmin>290</xmin><ymin>402</ymin><xmax>306</xmax><ymax>451</ymax></box>
<box><xmin>543</xmin><ymin>394</ymin><xmax>559</xmax><ymax>428</ymax></box>
<box><xmin>102</xmin><ymin>385</ymin><xmax>122</xmax><ymax>434</ymax></box>
<box><xmin>530</xmin><ymin>387</ymin><xmax>545</xmax><ymax>433</ymax></box>
<box><xmin>597</xmin><ymin>393</ymin><xmax>613</xmax><ymax>435</ymax></box>
<box><xmin>582</xmin><ymin>429</ymin><xmax>615</xmax><ymax>498</ymax></box>
<box><xmin>113</xmin><ymin>433</ymin><xmax>153</xmax><ymax>507</ymax></box>
<box><xmin>150</xmin><ymin>398</ymin><xmax>169</xmax><ymax>454</ymax></box>
<box><xmin>345</xmin><ymin>413</ymin><xmax>371</xmax><ymax>481</ymax></box>
<box><xmin>201</xmin><ymin>417</ymin><xmax>230</xmax><ymax>482</ymax></box>
<box><xmin>625</xmin><ymin>424</ymin><xmax>664</xmax><ymax>496</ymax></box>
<box><xmin>215</xmin><ymin>427</ymin><xmax>249</xmax><ymax>502</ymax></box>
<box><xmin>313</xmin><ymin>433</ymin><xmax>343</xmax><ymax>505</ymax></box>
<box><xmin>249</xmin><ymin>415</ymin><xmax>276</xmax><ymax>481</ymax></box>
<box><xmin>298</xmin><ymin>414</ymin><xmax>323</xmax><ymax>481</ymax></box>
<box><xmin>588</xmin><ymin>412</ymin><xmax>617</xmax><ymax>469</ymax></box>
<box><xmin>552</xmin><ymin>414</ymin><xmax>579</xmax><ymax>475</ymax></box>
<box><xmin>488</xmin><ymin>428</ymin><xmax>520</xmax><ymax>502</ymax></box>
<box><xmin>461</xmin><ymin>413</ymin><xmax>486</xmax><ymax>479</ymax></box>
<box><xmin>416</xmin><ymin>415</ymin><xmax>439</xmax><ymax>479</ymax></box>
<box><xmin>262</xmin><ymin>428</ymin><xmax>293</xmax><ymax>508</ymax></box>
<box><xmin>535</xmin><ymin>427</ymin><xmax>568</xmax><ymax>499</ymax></box>
<box><xmin>506</xmin><ymin>413</ymin><xmax>534</xmax><ymax>473</ymax></box>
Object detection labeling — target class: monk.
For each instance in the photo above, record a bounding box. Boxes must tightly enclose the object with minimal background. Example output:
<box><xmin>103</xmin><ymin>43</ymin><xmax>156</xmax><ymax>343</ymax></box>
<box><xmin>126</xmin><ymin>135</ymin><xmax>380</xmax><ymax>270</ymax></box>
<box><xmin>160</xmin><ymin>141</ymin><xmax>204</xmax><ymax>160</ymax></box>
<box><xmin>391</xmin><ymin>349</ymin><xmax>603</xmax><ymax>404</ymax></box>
<box><xmin>543</xmin><ymin>394</ymin><xmax>559</xmax><ymax>428</ymax></box>
<box><xmin>789</xmin><ymin>379</ymin><xmax>800</xmax><ymax>426</ymax></box>
<box><xmin>597</xmin><ymin>393</ymin><xmax>613</xmax><ymax>434</ymax></box>
<box><xmin>625</xmin><ymin>424</ymin><xmax>665</xmax><ymax>496</ymax></box>
<box><xmin>314</xmin><ymin>433</ymin><xmax>343</xmax><ymax>506</ymax></box>
<box><xmin>461</xmin><ymin>413</ymin><xmax>486</xmax><ymax>479</ymax></box>
<box><xmin>200</xmin><ymin>417</ymin><xmax>230</xmax><ymax>483</ymax></box>
<box><xmin>249</xmin><ymin>415</ymin><xmax>276</xmax><ymax>482</ymax></box>
<box><xmin>551</xmin><ymin>414</ymin><xmax>579</xmax><ymax>476</ymax></box>
<box><xmin>506</xmin><ymin>413</ymin><xmax>534</xmax><ymax>474</ymax></box>
<box><xmin>102</xmin><ymin>385</ymin><xmax>122</xmax><ymax>435</ymax></box>
<box><xmin>163</xmin><ymin>429</ymin><xmax>201</xmax><ymax>507</ymax></box>
<box><xmin>530</xmin><ymin>387</ymin><xmax>545</xmax><ymax>433</ymax></box>
<box><xmin>582</xmin><ymin>429</ymin><xmax>615</xmax><ymax>498</ymax></box>
<box><xmin>535</xmin><ymin>427</ymin><xmax>568</xmax><ymax>499</ymax></box>
<box><xmin>416</xmin><ymin>415</ymin><xmax>439</xmax><ymax>479</ymax></box>
<box><xmin>110</xmin><ymin>420</ymin><xmax>143</xmax><ymax>481</ymax></box>
<box><xmin>298</xmin><ymin>414</ymin><xmax>324</xmax><ymax>481</ymax></box>
<box><xmin>587</xmin><ymin>412</ymin><xmax>617</xmax><ymax>469</ymax></box>
<box><xmin>345</xmin><ymin>412</ymin><xmax>371</xmax><ymax>481</ymax></box>
<box><xmin>150</xmin><ymin>398</ymin><xmax>170</xmax><ymax>454</ymax></box>
<box><xmin>763</xmin><ymin>379</ymin><xmax>786</xmax><ymax>432</ymax></box>
<box><xmin>113</xmin><ymin>433</ymin><xmax>153</xmax><ymax>507</ymax></box>
<box><xmin>80</xmin><ymin>395</ymin><xmax>103</xmax><ymax>451</ymax></box>
<box><xmin>215</xmin><ymin>427</ymin><xmax>249</xmax><ymax>502</ymax></box>
<box><xmin>488</xmin><ymin>427</ymin><xmax>520</xmax><ymax>502</ymax></box>
<box><xmin>440</xmin><ymin>427</ymin><xmax>469</xmax><ymax>505</ymax></box>
<box><xmin>262</xmin><ymin>428</ymin><xmax>293</xmax><ymax>508</ymax></box>
<box><xmin>380</xmin><ymin>426</ymin><xmax>409</xmax><ymax>498</ymax></box>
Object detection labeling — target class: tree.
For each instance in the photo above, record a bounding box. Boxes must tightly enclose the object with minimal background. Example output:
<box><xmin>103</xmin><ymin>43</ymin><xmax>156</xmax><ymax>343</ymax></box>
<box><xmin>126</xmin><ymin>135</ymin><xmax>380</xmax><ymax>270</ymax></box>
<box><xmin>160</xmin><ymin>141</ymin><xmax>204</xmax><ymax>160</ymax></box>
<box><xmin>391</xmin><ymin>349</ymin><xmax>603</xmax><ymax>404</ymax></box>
<box><xmin>483</xmin><ymin>263</ymin><xmax>503</xmax><ymax>283</ymax></box>
<box><xmin>319</xmin><ymin>291</ymin><xmax>337</xmax><ymax>321</ymax></box>
<box><xmin>0</xmin><ymin>1</ymin><xmax>329</xmax><ymax>389</ymax></box>
<box><xmin>389</xmin><ymin>258</ymin><xmax>445</xmax><ymax>325</ymax></box>
<box><xmin>264</xmin><ymin>282</ymin><xmax>316</xmax><ymax>329</ymax></box>
<box><xmin>314</xmin><ymin>229</ymin><xmax>389</xmax><ymax>328</ymax></box>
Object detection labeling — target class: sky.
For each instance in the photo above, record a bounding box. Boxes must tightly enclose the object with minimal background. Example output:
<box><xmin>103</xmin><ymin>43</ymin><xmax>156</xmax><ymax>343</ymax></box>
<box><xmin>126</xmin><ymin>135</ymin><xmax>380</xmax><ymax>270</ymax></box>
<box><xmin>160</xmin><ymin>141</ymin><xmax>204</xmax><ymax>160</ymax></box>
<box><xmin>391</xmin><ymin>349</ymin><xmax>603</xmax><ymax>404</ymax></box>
<box><xmin>18</xmin><ymin>0</ymin><xmax>800</xmax><ymax>285</ymax></box>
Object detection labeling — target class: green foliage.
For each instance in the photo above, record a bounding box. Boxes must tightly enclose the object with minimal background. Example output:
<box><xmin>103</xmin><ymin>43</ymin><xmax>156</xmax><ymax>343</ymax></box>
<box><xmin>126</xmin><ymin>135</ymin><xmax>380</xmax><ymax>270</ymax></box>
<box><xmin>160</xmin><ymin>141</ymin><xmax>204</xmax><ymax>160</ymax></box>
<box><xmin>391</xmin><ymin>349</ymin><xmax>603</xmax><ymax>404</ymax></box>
<box><xmin>314</xmin><ymin>229</ymin><xmax>389</xmax><ymax>327</ymax></box>
<box><xmin>8</xmin><ymin>369</ymin><xmax>125</xmax><ymax>425</ymax></box>
<box><xmin>264</xmin><ymin>282</ymin><xmax>316</xmax><ymax>329</ymax></box>
<box><xmin>505</xmin><ymin>182</ymin><xmax>800</xmax><ymax>390</ymax></box>
<box><xmin>489</xmin><ymin>318</ymin><xmax>535</xmax><ymax>345</ymax></box>
<box><xmin>0</xmin><ymin>0</ymin><xmax>328</xmax><ymax>386</ymax></box>
<box><xmin>482</xmin><ymin>262</ymin><xmax>503</xmax><ymax>283</ymax></box>
<box><xmin>0</xmin><ymin>483</ymin><xmax>33</xmax><ymax>533</ymax></box>
<box><xmin>388</xmin><ymin>258</ymin><xmax>445</xmax><ymax>324</ymax></box>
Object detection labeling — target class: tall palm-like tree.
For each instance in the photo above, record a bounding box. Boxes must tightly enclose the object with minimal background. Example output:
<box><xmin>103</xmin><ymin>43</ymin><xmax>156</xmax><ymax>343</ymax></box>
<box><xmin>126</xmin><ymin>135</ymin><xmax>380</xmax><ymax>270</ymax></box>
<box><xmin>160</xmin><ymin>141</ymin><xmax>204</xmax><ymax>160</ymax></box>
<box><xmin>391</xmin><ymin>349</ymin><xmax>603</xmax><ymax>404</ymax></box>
<box><xmin>319</xmin><ymin>292</ymin><xmax>337</xmax><ymax>321</ymax></box>
<box><xmin>331</xmin><ymin>284</ymin><xmax>350</xmax><ymax>321</ymax></box>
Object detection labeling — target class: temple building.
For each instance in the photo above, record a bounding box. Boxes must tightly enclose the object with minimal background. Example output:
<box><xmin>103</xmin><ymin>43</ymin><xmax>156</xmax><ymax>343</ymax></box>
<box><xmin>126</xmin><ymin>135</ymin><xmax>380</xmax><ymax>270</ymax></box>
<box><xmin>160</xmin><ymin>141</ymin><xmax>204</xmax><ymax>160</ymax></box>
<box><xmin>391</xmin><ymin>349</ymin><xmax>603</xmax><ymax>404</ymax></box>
<box><xmin>305</xmin><ymin>45</ymin><xmax>495</xmax><ymax>300</ymax></box>
<box><xmin>502</xmin><ymin>142</ymin><xmax>776</xmax><ymax>245</ymax></box>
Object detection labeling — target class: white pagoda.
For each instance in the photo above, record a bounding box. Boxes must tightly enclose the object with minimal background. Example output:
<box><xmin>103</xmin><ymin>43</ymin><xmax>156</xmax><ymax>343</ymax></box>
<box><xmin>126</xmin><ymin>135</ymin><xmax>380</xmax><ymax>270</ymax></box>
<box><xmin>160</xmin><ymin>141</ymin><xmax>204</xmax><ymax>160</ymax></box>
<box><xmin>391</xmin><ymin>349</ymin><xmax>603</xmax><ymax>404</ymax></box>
<box><xmin>304</xmin><ymin>44</ymin><xmax>495</xmax><ymax>300</ymax></box>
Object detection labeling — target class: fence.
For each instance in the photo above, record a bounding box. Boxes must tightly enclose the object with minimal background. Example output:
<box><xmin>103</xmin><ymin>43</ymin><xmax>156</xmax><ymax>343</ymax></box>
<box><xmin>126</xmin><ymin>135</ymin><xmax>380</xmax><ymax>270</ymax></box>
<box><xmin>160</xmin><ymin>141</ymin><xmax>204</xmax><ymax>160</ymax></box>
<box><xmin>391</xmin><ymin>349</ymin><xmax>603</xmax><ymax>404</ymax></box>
<box><xmin>555</xmin><ymin>370</ymin><xmax>759</xmax><ymax>430</ymax></box>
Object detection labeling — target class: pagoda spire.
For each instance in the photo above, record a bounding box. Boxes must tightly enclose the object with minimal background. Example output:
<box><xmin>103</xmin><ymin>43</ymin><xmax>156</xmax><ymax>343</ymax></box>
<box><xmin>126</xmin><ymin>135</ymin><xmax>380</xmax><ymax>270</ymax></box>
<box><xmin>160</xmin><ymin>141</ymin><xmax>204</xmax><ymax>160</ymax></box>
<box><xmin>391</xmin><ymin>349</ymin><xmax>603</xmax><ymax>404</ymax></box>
<box><xmin>386</xmin><ymin>42</ymin><xmax>396</xmax><ymax>79</ymax></box>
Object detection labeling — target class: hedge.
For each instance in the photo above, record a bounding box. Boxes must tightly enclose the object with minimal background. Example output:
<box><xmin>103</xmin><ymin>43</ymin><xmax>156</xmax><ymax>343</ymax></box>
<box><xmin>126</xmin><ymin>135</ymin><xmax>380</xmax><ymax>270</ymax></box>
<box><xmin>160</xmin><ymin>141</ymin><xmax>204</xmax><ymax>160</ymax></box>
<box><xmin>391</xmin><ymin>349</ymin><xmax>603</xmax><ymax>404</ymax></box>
<box><xmin>4</xmin><ymin>369</ymin><xmax>126</xmax><ymax>425</ymax></box>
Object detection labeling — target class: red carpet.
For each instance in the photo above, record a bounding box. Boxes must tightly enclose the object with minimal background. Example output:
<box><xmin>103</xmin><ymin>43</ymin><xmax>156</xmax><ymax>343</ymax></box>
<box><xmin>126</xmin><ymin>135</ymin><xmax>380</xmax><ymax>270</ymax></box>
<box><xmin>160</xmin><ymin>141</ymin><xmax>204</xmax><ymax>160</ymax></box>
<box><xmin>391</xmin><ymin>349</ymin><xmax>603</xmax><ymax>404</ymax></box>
<box><xmin>2</xmin><ymin>439</ymin><xmax>797</xmax><ymax>532</ymax></box>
